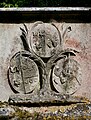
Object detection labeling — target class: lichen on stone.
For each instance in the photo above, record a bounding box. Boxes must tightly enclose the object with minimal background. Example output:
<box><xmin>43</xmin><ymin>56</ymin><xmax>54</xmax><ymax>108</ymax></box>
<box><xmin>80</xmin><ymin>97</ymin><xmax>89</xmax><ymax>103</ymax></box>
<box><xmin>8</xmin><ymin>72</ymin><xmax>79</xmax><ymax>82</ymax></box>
<box><xmin>0</xmin><ymin>101</ymin><xmax>91</xmax><ymax>120</ymax></box>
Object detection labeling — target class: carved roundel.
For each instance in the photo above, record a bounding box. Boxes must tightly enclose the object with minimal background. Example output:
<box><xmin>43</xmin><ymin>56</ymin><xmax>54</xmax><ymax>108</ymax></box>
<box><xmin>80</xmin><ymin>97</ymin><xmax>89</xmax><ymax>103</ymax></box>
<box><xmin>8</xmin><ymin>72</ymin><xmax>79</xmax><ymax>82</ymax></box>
<box><xmin>52</xmin><ymin>58</ymin><xmax>81</xmax><ymax>95</ymax></box>
<box><xmin>8</xmin><ymin>51</ymin><xmax>39</xmax><ymax>94</ymax></box>
<box><xmin>29</xmin><ymin>21</ymin><xmax>61</xmax><ymax>58</ymax></box>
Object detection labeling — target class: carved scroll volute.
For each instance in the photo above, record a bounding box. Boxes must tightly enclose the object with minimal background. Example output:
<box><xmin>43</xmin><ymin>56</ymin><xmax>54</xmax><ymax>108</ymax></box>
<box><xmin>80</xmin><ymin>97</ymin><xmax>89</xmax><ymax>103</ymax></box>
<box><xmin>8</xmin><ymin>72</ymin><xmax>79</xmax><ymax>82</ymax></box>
<box><xmin>28</xmin><ymin>21</ymin><xmax>61</xmax><ymax>58</ymax></box>
<box><xmin>8</xmin><ymin>51</ymin><xmax>40</xmax><ymax>94</ymax></box>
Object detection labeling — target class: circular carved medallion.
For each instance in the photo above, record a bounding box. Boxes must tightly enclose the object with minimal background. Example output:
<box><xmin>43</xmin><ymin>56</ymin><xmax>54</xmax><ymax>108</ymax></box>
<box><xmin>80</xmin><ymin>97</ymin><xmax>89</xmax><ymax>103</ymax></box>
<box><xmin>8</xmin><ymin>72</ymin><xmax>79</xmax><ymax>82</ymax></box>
<box><xmin>8</xmin><ymin>52</ymin><xmax>39</xmax><ymax>94</ymax></box>
<box><xmin>30</xmin><ymin>22</ymin><xmax>61</xmax><ymax>58</ymax></box>
<box><xmin>52</xmin><ymin>58</ymin><xmax>81</xmax><ymax>95</ymax></box>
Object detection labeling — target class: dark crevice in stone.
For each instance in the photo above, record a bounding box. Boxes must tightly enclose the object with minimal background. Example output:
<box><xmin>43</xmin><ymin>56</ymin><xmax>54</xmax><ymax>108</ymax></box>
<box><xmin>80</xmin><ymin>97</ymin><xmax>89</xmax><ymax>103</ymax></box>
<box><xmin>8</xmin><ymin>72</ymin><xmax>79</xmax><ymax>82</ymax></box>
<box><xmin>41</xmin><ymin>57</ymin><xmax>50</xmax><ymax>63</ymax></box>
<box><xmin>50</xmin><ymin>66</ymin><xmax>59</xmax><ymax>93</ymax></box>
<box><xmin>9</xmin><ymin>101</ymin><xmax>85</xmax><ymax>107</ymax></box>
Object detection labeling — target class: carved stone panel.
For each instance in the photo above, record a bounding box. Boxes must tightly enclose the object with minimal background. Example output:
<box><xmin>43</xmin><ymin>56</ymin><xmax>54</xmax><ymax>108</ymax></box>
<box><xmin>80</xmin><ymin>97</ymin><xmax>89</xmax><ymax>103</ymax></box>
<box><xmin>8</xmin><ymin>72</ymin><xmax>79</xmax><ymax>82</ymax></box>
<box><xmin>52</xmin><ymin>57</ymin><xmax>81</xmax><ymax>95</ymax></box>
<box><xmin>8</xmin><ymin>22</ymin><xmax>83</xmax><ymax>104</ymax></box>
<box><xmin>8</xmin><ymin>51</ymin><xmax>39</xmax><ymax>94</ymax></box>
<box><xmin>29</xmin><ymin>21</ymin><xmax>61</xmax><ymax>58</ymax></box>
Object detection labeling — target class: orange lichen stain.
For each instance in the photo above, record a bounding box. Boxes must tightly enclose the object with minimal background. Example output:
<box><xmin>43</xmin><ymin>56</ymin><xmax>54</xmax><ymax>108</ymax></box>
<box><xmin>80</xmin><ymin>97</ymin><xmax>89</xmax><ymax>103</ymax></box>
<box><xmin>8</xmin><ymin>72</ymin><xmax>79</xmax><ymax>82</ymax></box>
<box><xmin>65</xmin><ymin>38</ymin><xmax>81</xmax><ymax>49</ymax></box>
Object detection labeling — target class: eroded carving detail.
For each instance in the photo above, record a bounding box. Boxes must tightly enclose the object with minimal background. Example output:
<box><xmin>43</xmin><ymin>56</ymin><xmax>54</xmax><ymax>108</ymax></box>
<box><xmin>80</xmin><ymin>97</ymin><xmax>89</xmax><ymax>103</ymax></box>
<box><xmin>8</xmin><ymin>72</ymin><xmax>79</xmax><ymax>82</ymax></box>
<box><xmin>8</xmin><ymin>22</ymin><xmax>82</xmax><ymax>104</ymax></box>
<box><xmin>9</xmin><ymin>52</ymin><xmax>40</xmax><ymax>94</ymax></box>
<box><xmin>53</xmin><ymin>56</ymin><xmax>81</xmax><ymax>95</ymax></box>
<box><xmin>30</xmin><ymin>22</ymin><xmax>61</xmax><ymax>57</ymax></box>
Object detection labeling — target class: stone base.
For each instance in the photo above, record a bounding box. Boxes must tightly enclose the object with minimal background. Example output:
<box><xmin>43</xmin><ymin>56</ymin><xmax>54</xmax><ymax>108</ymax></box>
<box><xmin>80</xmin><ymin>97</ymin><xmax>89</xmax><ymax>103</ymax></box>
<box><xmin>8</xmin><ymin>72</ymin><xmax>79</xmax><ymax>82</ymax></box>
<box><xmin>9</xmin><ymin>91</ymin><xmax>89</xmax><ymax>106</ymax></box>
<box><xmin>1</xmin><ymin>101</ymin><xmax>91</xmax><ymax>120</ymax></box>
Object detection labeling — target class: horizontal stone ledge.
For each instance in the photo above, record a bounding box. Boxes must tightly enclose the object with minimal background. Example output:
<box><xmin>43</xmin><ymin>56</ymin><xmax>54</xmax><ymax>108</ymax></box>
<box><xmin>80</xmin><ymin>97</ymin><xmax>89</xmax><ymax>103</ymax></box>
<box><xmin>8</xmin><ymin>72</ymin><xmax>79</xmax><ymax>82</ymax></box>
<box><xmin>0</xmin><ymin>7</ymin><xmax>91</xmax><ymax>12</ymax></box>
<box><xmin>0</xmin><ymin>7</ymin><xmax>91</xmax><ymax>23</ymax></box>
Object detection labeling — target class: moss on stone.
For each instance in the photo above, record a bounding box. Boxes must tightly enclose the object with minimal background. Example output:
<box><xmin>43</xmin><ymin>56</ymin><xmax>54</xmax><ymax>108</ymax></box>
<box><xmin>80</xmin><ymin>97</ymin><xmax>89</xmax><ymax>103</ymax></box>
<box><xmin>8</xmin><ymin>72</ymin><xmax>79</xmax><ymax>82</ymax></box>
<box><xmin>0</xmin><ymin>101</ymin><xmax>91</xmax><ymax>120</ymax></box>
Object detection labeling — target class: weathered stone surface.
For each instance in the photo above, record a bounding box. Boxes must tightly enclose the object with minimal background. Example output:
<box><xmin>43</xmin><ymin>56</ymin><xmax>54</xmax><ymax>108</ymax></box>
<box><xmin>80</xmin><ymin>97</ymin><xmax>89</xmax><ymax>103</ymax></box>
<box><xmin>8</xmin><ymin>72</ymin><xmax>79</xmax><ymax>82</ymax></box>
<box><xmin>8</xmin><ymin>51</ymin><xmax>39</xmax><ymax>94</ymax></box>
<box><xmin>0</xmin><ymin>23</ymin><xmax>89</xmax><ymax>102</ymax></box>
<box><xmin>1</xmin><ymin>101</ymin><xmax>91</xmax><ymax>120</ymax></box>
<box><xmin>29</xmin><ymin>21</ymin><xmax>61</xmax><ymax>57</ymax></box>
<box><xmin>53</xmin><ymin>58</ymin><xmax>81</xmax><ymax>95</ymax></box>
<box><xmin>0</xmin><ymin>8</ymin><xmax>91</xmax><ymax>105</ymax></box>
<box><xmin>7</xmin><ymin>22</ymin><xmax>83</xmax><ymax>104</ymax></box>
